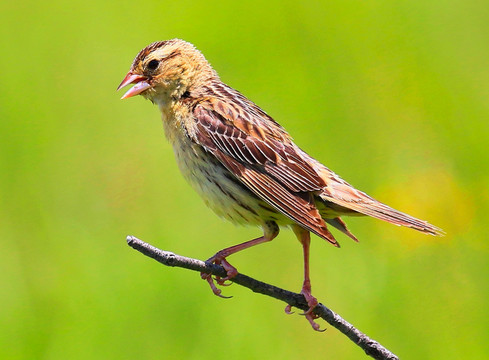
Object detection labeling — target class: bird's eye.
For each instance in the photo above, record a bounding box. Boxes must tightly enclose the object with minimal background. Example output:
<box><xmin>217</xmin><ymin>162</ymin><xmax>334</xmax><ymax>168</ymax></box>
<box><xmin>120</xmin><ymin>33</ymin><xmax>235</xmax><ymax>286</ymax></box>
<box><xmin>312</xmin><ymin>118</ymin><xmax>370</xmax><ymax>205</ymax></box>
<box><xmin>147</xmin><ymin>59</ymin><xmax>160</xmax><ymax>71</ymax></box>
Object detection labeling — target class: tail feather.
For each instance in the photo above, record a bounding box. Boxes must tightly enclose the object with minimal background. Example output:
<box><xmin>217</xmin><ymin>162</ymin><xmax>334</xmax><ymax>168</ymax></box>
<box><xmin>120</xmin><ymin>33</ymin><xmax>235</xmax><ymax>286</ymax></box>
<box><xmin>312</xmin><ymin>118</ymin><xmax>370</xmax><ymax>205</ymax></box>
<box><xmin>325</xmin><ymin>217</ymin><xmax>359</xmax><ymax>242</ymax></box>
<box><xmin>320</xmin><ymin>192</ymin><xmax>444</xmax><ymax>236</ymax></box>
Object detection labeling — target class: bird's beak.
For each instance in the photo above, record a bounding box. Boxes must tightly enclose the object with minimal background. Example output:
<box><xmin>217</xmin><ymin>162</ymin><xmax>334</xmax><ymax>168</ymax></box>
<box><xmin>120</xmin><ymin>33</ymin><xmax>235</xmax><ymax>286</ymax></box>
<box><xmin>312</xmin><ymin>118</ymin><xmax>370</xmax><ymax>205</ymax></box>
<box><xmin>117</xmin><ymin>72</ymin><xmax>151</xmax><ymax>99</ymax></box>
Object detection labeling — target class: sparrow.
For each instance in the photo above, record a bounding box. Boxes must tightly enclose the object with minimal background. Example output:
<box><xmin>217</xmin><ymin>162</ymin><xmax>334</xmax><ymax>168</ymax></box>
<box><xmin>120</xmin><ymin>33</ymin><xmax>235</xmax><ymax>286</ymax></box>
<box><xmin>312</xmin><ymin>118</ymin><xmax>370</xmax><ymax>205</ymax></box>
<box><xmin>117</xmin><ymin>39</ymin><xmax>443</xmax><ymax>331</ymax></box>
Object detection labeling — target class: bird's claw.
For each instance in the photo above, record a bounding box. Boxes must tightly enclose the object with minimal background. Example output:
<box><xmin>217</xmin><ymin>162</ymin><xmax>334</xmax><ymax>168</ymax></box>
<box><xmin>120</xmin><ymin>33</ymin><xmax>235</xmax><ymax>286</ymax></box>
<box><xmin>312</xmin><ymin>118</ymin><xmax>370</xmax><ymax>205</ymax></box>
<box><xmin>300</xmin><ymin>293</ymin><xmax>325</xmax><ymax>332</ymax></box>
<box><xmin>216</xmin><ymin>277</ymin><xmax>233</xmax><ymax>286</ymax></box>
<box><xmin>200</xmin><ymin>272</ymin><xmax>233</xmax><ymax>298</ymax></box>
<box><xmin>284</xmin><ymin>304</ymin><xmax>294</xmax><ymax>315</ymax></box>
<box><xmin>285</xmin><ymin>291</ymin><xmax>325</xmax><ymax>331</ymax></box>
<box><xmin>200</xmin><ymin>254</ymin><xmax>238</xmax><ymax>298</ymax></box>
<box><xmin>298</xmin><ymin>305</ymin><xmax>325</xmax><ymax>331</ymax></box>
<box><xmin>303</xmin><ymin>311</ymin><xmax>326</xmax><ymax>332</ymax></box>
<box><xmin>299</xmin><ymin>302</ymin><xmax>317</xmax><ymax>316</ymax></box>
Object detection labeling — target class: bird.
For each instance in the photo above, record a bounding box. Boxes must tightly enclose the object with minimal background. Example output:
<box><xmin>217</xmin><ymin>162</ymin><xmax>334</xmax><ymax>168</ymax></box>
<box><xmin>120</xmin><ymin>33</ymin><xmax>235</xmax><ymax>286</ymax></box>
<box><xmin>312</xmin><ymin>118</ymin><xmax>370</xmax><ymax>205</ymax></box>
<box><xmin>117</xmin><ymin>39</ymin><xmax>443</xmax><ymax>331</ymax></box>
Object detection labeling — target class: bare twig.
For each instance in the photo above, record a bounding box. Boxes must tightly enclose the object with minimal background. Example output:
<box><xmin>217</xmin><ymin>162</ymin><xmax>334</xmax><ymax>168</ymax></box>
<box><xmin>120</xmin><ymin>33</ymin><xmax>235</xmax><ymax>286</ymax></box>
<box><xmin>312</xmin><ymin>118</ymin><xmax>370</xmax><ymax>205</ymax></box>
<box><xmin>126</xmin><ymin>235</ymin><xmax>399</xmax><ymax>360</ymax></box>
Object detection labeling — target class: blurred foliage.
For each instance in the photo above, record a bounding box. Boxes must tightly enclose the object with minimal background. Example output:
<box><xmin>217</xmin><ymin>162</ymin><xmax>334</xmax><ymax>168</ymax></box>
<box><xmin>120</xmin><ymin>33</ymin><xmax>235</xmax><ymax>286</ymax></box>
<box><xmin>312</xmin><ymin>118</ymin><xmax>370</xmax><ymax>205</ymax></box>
<box><xmin>1</xmin><ymin>0</ymin><xmax>488</xmax><ymax>359</ymax></box>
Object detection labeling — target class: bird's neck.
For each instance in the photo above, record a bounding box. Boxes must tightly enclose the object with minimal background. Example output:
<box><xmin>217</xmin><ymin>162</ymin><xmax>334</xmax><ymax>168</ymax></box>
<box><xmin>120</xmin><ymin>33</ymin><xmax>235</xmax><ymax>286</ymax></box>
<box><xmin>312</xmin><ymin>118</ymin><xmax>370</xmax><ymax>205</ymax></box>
<box><xmin>156</xmin><ymin>88</ymin><xmax>193</xmax><ymax>147</ymax></box>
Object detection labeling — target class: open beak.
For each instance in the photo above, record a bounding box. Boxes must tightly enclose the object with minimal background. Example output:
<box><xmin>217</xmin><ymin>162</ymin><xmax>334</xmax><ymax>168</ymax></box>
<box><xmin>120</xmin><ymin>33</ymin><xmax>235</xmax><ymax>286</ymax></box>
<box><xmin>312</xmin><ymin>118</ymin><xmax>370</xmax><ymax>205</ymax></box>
<box><xmin>117</xmin><ymin>72</ymin><xmax>151</xmax><ymax>99</ymax></box>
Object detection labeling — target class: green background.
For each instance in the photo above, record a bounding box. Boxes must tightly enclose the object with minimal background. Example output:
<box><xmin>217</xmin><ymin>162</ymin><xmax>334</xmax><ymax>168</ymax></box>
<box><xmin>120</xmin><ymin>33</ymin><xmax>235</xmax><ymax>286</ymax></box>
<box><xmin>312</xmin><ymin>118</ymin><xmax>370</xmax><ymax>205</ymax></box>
<box><xmin>2</xmin><ymin>1</ymin><xmax>488</xmax><ymax>359</ymax></box>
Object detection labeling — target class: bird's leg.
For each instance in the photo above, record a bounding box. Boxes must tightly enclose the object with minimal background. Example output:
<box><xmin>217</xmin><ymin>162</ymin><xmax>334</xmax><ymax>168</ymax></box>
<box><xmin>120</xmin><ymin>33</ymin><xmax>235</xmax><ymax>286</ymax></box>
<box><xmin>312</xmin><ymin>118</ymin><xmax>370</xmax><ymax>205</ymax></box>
<box><xmin>201</xmin><ymin>221</ymin><xmax>279</xmax><ymax>297</ymax></box>
<box><xmin>285</xmin><ymin>226</ymin><xmax>324</xmax><ymax>331</ymax></box>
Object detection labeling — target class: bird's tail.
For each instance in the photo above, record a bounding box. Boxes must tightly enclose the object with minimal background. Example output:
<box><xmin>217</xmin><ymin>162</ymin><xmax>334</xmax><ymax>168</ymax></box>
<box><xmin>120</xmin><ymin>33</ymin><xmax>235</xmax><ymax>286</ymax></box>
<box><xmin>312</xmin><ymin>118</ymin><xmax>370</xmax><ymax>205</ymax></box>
<box><xmin>319</xmin><ymin>187</ymin><xmax>444</xmax><ymax>236</ymax></box>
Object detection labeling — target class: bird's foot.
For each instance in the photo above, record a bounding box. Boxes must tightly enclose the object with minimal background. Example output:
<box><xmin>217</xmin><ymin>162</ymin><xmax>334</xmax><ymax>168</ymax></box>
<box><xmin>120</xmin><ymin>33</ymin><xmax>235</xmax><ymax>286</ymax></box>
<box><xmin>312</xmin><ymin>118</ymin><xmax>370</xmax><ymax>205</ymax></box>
<box><xmin>200</xmin><ymin>253</ymin><xmax>238</xmax><ymax>298</ymax></box>
<box><xmin>300</xmin><ymin>290</ymin><xmax>325</xmax><ymax>332</ymax></box>
<box><xmin>285</xmin><ymin>289</ymin><xmax>325</xmax><ymax>332</ymax></box>
<box><xmin>284</xmin><ymin>304</ymin><xmax>294</xmax><ymax>315</ymax></box>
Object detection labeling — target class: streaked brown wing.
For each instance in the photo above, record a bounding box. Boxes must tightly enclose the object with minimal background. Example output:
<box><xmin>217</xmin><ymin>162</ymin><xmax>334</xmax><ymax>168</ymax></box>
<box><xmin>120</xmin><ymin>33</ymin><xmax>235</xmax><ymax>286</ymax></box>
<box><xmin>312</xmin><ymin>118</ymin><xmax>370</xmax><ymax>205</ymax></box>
<box><xmin>193</xmin><ymin>100</ymin><xmax>326</xmax><ymax>193</ymax></box>
<box><xmin>190</xmin><ymin>101</ymin><xmax>338</xmax><ymax>245</ymax></box>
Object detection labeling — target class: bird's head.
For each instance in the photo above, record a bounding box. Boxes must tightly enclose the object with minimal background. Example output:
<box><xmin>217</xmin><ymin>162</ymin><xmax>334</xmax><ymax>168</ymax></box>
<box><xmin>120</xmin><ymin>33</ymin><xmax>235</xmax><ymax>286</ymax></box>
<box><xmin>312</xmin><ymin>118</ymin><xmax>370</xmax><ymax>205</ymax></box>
<box><xmin>117</xmin><ymin>39</ymin><xmax>216</xmax><ymax>104</ymax></box>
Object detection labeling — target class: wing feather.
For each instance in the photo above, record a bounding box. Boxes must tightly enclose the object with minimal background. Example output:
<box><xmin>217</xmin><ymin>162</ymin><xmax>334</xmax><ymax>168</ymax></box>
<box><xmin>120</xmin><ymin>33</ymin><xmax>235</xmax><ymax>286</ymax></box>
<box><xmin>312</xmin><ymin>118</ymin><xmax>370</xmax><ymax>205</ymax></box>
<box><xmin>191</xmin><ymin>101</ymin><xmax>338</xmax><ymax>245</ymax></box>
<box><xmin>193</xmin><ymin>103</ymin><xmax>325</xmax><ymax>192</ymax></box>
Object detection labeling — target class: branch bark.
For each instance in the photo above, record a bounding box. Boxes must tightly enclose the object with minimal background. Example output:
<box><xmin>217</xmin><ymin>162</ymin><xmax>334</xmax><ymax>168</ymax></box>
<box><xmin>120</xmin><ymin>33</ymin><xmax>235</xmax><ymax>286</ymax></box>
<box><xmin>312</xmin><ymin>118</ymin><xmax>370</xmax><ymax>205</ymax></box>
<box><xmin>126</xmin><ymin>235</ymin><xmax>399</xmax><ymax>360</ymax></box>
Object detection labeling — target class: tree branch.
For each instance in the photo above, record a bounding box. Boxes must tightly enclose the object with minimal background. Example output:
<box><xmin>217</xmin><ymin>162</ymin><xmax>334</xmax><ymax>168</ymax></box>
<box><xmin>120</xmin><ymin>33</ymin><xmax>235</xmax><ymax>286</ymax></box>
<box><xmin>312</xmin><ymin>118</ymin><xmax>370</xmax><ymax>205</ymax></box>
<box><xmin>126</xmin><ymin>235</ymin><xmax>399</xmax><ymax>360</ymax></box>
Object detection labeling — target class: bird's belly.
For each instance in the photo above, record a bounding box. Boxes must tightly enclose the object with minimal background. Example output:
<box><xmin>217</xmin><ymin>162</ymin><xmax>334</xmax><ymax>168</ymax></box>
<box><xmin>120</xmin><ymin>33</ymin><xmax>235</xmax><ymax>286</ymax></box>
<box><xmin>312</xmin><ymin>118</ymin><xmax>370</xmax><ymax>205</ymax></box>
<box><xmin>172</xmin><ymin>138</ymin><xmax>287</xmax><ymax>226</ymax></box>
